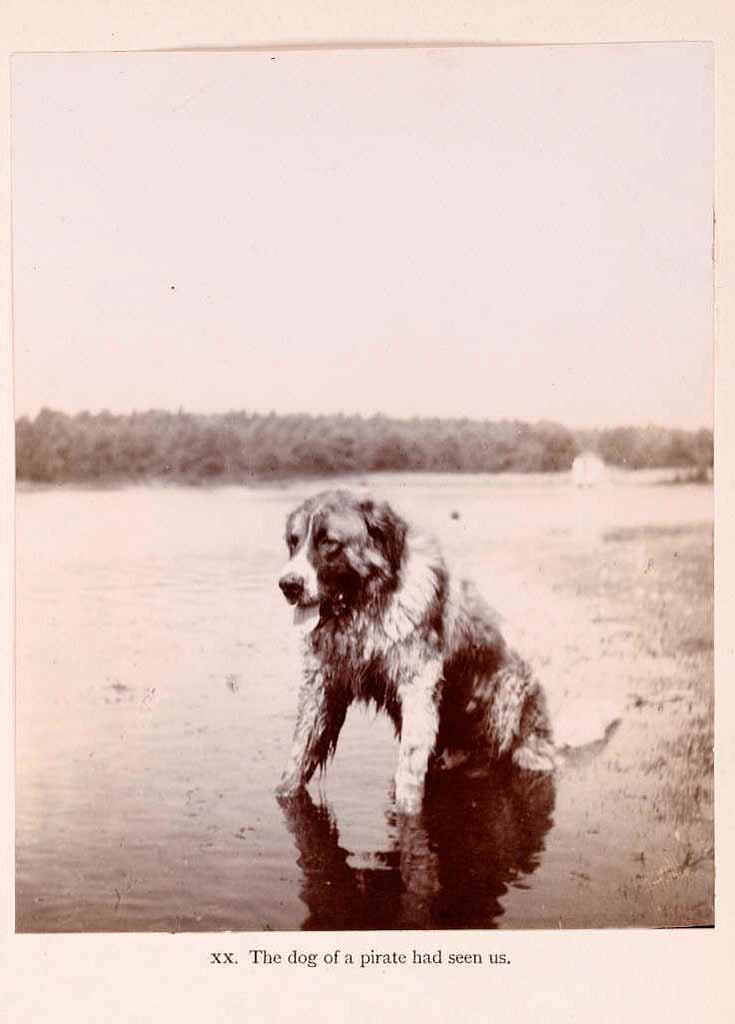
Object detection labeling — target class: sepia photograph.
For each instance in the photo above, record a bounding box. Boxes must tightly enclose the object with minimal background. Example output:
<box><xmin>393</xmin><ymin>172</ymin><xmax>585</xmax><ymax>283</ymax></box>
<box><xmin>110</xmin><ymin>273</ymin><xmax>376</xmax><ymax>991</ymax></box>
<box><xmin>12</xmin><ymin>43</ymin><xmax>714</xmax><ymax>933</ymax></box>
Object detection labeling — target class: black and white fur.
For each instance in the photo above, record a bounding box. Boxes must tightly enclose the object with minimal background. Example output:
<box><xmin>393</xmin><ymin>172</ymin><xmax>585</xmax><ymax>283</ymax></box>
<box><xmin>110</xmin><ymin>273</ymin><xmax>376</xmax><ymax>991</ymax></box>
<box><xmin>276</xmin><ymin>490</ymin><xmax>555</xmax><ymax>814</ymax></box>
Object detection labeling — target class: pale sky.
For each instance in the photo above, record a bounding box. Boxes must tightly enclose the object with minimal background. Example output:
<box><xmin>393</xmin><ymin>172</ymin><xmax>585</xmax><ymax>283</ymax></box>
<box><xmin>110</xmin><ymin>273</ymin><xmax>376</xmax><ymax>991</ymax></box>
<box><xmin>11</xmin><ymin>44</ymin><xmax>713</xmax><ymax>428</ymax></box>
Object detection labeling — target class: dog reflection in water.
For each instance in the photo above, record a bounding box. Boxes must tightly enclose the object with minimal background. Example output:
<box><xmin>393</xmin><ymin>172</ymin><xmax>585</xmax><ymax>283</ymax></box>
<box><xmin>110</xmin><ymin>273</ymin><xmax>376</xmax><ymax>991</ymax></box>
<box><xmin>277</xmin><ymin>767</ymin><xmax>555</xmax><ymax>930</ymax></box>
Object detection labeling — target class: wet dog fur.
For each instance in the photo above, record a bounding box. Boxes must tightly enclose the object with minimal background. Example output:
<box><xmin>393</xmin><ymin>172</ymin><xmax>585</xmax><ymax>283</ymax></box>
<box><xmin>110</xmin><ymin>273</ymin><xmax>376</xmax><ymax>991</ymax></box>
<box><xmin>276</xmin><ymin>489</ymin><xmax>556</xmax><ymax>814</ymax></box>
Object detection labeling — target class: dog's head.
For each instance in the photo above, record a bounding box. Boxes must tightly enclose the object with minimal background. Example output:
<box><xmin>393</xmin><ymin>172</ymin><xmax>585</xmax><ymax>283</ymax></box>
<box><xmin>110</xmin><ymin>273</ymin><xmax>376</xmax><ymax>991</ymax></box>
<box><xmin>278</xmin><ymin>490</ymin><xmax>407</xmax><ymax>621</ymax></box>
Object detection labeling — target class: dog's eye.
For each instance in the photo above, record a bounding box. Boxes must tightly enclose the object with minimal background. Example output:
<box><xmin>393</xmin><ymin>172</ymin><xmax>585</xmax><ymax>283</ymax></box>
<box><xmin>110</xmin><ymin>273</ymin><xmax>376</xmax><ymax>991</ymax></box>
<box><xmin>321</xmin><ymin>538</ymin><xmax>341</xmax><ymax>558</ymax></box>
<box><xmin>287</xmin><ymin>533</ymin><xmax>299</xmax><ymax>551</ymax></box>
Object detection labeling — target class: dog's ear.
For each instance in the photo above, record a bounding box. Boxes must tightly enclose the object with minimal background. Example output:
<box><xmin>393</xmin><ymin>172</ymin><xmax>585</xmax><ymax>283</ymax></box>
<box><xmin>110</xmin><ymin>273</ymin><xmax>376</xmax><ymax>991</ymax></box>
<box><xmin>359</xmin><ymin>498</ymin><xmax>407</xmax><ymax>576</ymax></box>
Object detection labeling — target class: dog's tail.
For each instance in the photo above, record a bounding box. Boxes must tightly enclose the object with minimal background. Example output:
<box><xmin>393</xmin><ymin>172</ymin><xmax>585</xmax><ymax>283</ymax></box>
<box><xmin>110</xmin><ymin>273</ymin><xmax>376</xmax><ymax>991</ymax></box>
<box><xmin>554</xmin><ymin>717</ymin><xmax>621</xmax><ymax>767</ymax></box>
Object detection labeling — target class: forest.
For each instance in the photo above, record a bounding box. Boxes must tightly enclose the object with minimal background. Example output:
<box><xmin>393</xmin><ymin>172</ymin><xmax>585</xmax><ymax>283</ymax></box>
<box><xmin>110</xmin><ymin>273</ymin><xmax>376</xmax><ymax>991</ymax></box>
<box><xmin>15</xmin><ymin>408</ymin><xmax>713</xmax><ymax>484</ymax></box>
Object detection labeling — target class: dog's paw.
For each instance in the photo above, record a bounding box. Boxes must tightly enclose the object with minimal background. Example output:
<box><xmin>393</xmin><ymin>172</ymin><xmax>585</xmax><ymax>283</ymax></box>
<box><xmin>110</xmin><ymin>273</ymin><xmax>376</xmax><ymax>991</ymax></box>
<box><xmin>275</xmin><ymin>775</ymin><xmax>305</xmax><ymax>803</ymax></box>
<box><xmin>512</xmin><ymin>739</ymin><xmax>557</xmax><ymax>773</ymax></box>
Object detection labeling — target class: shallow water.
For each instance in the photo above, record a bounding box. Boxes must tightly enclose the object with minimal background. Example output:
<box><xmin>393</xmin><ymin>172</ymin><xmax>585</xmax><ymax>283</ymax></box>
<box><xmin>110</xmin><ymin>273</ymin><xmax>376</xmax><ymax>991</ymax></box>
<box><xmin>15</xmin><ymin>473</ymin><xmax>713</xmax><ymax>931</ymax></box>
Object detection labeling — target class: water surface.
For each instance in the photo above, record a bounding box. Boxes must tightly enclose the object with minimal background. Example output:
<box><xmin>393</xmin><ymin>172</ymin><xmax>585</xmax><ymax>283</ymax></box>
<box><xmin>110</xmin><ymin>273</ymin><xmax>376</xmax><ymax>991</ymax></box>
<box><xmin>15</xmin><ymin>474</ymin><xmax>713</xmax><ymax>930</ymax></box>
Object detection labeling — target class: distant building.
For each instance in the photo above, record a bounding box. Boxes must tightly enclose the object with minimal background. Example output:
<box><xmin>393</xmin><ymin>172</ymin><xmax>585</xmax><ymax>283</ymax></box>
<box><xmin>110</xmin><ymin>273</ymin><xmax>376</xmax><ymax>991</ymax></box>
<box><xmin>572</xmin><ymin>451</ymin><xmax>606</xmax><ymax>487</ymax></box>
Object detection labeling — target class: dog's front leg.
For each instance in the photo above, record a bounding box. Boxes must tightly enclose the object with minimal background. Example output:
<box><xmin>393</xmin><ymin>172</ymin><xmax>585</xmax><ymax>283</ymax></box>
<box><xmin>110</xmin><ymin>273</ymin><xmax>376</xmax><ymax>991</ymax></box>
<box><xmin>394</xmin><ymin>661</ymin><xmax>442</xmax><ymax>815</ymax></box>
<box><xmin>276</xmin><ymin>670</ymin><xmax>349</xmax><ymax>800</ymax></box>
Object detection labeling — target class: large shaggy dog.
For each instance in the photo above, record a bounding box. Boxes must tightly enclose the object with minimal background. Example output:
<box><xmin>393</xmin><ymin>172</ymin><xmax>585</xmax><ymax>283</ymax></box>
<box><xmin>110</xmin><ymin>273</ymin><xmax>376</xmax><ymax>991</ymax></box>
<box><xmin>276</xmin><ymin>489</ymin><xmax>556</xmax><ymax>814</ymax></box>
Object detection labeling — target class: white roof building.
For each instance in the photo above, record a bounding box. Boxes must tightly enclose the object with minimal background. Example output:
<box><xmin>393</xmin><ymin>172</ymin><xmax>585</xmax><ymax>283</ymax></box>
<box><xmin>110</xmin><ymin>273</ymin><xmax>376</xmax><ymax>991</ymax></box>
<box><xmin>572</xmin><ymin>451</ymin><xmax>606</xmax><ymax>487</ymax></box>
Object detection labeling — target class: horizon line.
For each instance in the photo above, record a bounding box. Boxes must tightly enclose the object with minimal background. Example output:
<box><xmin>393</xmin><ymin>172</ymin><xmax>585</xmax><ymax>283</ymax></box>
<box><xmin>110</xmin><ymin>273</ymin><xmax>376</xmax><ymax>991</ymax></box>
<box><xmin>14</xmin><ymin>405</ymin><xmax>714</xmax><ymax>434</ymax></box>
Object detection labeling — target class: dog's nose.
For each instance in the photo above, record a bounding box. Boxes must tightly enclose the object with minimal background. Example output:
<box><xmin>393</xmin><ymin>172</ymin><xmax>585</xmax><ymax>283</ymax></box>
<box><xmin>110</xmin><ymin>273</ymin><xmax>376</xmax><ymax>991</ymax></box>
<box><xmin>279</xmin><ymin>573</ymin><xmax>305</xmax><ymax>604</ymax></box>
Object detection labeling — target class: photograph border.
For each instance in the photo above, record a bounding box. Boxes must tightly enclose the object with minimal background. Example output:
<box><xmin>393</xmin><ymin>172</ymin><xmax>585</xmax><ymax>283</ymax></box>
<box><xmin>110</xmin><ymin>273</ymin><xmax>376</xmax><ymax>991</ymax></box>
<box><xmin>1</xmin><ymin>3</ymin><xmax>733</xmax><ymax>1022</ymax></box>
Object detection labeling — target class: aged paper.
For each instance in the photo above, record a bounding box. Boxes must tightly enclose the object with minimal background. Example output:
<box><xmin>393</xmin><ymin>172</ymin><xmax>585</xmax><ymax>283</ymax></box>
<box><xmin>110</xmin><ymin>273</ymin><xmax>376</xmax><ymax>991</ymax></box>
<box><xmin>1</xmin><ymin>4</ymin><xmax>733</xmax><ymax>1023</ymax></box>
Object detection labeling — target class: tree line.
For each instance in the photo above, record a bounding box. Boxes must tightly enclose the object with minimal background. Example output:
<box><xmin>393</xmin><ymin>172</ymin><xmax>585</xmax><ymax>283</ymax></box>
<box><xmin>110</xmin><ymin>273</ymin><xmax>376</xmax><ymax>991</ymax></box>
<box><xmin>15</xmin><ymin>408</ymin><xmax>713</xmax><ymax>484</ymax></box>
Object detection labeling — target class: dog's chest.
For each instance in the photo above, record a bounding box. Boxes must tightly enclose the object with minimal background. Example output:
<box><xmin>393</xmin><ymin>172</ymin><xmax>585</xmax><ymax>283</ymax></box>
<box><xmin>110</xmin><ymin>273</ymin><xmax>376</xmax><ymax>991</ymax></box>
<box><xmin>309</xmin><ymin>615</ymin><xmax>416</xmax><ymax>703</ymax></box>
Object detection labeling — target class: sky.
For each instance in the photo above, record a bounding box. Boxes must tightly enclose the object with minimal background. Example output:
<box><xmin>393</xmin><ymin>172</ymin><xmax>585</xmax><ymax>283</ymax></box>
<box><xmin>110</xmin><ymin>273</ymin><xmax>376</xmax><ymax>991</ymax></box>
<box><xmin>11</xmin><ymin>44</ymin><xmax>713</xmax><ymax>429</ymax></box>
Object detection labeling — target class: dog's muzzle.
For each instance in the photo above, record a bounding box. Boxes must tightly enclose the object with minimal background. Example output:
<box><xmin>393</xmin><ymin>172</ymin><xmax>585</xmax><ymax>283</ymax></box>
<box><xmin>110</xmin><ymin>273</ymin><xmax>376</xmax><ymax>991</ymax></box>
<box><xmin>279</xmin><ymin>573</ymin><xmax>305</xmax><ymax>605</ymax></box>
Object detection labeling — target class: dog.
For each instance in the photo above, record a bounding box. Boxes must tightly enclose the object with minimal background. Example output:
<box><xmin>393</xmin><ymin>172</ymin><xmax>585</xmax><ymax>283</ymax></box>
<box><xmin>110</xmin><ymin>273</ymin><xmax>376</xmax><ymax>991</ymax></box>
<box><xmin>276</xmin><ymin>489</ymin><xmax>556</xmax><ymax>814</ymax></box>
